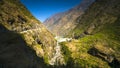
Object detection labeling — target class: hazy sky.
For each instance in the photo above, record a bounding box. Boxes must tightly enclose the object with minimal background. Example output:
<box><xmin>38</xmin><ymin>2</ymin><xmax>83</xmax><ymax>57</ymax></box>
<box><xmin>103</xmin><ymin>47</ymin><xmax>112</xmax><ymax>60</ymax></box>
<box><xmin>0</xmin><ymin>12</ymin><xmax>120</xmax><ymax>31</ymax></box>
<box><xmin>20</xmin><ymin>0</ymin><xmax>82</xmax><ymax>22</ymax></box>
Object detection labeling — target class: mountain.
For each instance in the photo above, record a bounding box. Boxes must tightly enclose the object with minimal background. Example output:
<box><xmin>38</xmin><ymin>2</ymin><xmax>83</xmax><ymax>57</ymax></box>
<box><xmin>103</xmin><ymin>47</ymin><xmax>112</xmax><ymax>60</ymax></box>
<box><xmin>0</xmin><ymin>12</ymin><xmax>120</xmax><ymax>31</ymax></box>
<box><xmin>60</xmin><ymin>0</ymin><xmax>120</xmax><ymax>68</ymax></box>
<box><xmin>0</xmin><ymin>24</ymin><xmax>47</xmax><ymax>68</ymax></box>
<box><xmin>0</xmin><ymin>0</ymin><xmax>57</xmax><ymax>67</ymax></box>
<box><xmin>0</xmin><ymin>0</ymin><xmax>120</xmax><ymax>68</ymax></box>
<box><xmin>43</xmin><ymin>0</ymin><xmax>95</xmax><ymax>36</ymax></box>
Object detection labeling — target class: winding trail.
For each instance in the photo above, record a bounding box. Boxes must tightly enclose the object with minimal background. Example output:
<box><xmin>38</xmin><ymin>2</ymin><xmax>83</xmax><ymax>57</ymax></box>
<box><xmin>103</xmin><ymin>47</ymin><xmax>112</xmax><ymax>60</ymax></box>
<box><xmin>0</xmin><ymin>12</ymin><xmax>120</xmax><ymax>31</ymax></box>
<box><xmin>20</xmin><ymin>28</ymin><xmax>44</xmax><ymax>33</ymax></box>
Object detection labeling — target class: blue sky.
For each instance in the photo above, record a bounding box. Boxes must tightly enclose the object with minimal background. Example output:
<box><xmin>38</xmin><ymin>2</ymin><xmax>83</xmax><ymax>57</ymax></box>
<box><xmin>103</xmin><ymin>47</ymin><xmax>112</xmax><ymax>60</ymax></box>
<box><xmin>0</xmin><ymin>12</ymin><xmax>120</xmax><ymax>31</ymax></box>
<box><xmin>20</xmin><ymin>0</ymin><xmax>82</xmax><ymax>22</ymax></box>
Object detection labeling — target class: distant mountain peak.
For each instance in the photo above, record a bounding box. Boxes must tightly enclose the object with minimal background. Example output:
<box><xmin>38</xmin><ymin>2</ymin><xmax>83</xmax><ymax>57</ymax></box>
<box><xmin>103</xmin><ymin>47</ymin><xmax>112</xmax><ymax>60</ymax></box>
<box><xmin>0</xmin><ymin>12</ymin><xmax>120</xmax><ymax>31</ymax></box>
<box><xmin>43</xmin><ymin>0</ymin><xmax>95</xmax><ymax>36</ymax></box>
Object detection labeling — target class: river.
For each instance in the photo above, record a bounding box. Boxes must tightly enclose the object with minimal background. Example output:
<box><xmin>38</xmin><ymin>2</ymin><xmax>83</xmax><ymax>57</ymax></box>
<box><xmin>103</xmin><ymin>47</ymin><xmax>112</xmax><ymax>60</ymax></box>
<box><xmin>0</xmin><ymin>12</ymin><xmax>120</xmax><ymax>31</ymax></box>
<box><xmin>49</xmin><ymin>36</ymin><xmax>72</xmax><ymax>65</ymax></box>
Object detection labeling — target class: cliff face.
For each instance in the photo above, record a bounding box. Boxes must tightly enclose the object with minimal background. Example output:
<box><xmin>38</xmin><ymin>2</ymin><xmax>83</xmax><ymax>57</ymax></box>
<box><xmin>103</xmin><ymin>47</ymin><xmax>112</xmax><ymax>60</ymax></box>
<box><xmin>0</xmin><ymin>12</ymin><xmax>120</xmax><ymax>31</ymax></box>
<box><xmin>43</xmin><ymin>0</ymin><xmax>95</xmax><ymax>36</ymax></box>
<box><xmin>60</xmin><ymin>0</ymin><xmax>120</xmax><ymax>68</ymax></box>
<box><xmin>0</xmin><ymin>0</ymin><xmax>57</xmax><ymax>67</ymax></box>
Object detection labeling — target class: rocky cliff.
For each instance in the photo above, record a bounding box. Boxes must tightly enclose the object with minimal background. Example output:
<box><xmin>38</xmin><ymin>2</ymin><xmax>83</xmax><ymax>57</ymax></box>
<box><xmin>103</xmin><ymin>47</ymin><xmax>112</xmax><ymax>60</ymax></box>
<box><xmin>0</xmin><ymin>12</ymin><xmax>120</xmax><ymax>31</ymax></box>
<box><xmin>43</xmin><ymin>0</ymin><xmax>95</xmax><ymax>36</ymax></box>
<box><xmin>0</xmin><ymin>0</ymin><xmax>57</xmax><ymax>67</ymax></box>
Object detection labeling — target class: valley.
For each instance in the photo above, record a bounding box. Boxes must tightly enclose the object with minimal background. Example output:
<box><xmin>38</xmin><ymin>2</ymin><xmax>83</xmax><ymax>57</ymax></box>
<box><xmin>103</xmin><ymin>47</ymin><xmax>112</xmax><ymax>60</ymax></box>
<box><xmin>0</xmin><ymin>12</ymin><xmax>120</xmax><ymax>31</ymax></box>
<box><xmin>43</xmin><ymin>0</ymin><xmax>120</xmax><ymax>68</ymax></box>
<box><xmin>0</xmin><ymin>0</ymin><xmax>120</xmax><ymax>68</ymax></box>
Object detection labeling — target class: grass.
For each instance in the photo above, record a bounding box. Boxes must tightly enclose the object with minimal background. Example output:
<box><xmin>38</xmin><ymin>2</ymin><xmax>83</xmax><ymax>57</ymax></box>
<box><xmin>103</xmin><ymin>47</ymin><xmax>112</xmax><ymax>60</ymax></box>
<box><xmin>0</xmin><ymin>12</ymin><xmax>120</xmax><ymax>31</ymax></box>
<box><xmin>60</xmin><ymin>42</ymin><xmax>72</xmax><ymax>63</ymax></box>
<box><xmin>66</xmin><ymin>1</ymin><xmax>120</xmax><ymax>66</ymax></box>
<box><xmin>60</xmin><ymin>38</ymin><xmax>110</xmax><ymax>68</ymax></box>
<box><xmin>60</xmin><ymin>20</ymin><xmax>120</xmax><ymax>67</ymax></box>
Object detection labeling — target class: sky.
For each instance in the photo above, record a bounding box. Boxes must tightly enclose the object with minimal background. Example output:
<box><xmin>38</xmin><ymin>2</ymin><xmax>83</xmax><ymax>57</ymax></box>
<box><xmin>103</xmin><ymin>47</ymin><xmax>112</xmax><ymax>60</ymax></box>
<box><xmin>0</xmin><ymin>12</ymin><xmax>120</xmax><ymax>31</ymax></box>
<box><xmin>20</xmin><ymin>0</ymin><xmax>82</xmax><ymax>22</ymax></box>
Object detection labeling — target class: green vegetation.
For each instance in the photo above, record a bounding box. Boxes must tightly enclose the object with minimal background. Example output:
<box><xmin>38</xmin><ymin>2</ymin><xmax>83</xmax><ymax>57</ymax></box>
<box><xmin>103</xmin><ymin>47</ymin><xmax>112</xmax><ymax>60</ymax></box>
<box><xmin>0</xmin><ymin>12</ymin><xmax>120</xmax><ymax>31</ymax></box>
<box><xmin>60</xmin><ymin>42</ymin><xmax>72</xmax><ymax>63</ymax></box>
<box><xmin>60</xmin><ymin>38</ymin><xmax>110</xmax><ymax>68</ymax></box>
<box><xmin>62</xmin><ymin>0</ymin><xmax>120</xmax><ymax>68</ymax></box>
<box><xmin>61</xmin><ymin>18</ymin><xmax>120</xmax><ymax>67</ymax></box>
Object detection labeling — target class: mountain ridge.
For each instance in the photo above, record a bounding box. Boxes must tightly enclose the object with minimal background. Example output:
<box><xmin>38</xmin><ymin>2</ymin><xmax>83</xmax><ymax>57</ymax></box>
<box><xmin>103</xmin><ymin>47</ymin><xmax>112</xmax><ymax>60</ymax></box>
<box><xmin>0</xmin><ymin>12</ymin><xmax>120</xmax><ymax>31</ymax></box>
<box><xmin>43</xmin><ymin>0</ymin><xmax>95</xmax><ymax>36</ymax></box>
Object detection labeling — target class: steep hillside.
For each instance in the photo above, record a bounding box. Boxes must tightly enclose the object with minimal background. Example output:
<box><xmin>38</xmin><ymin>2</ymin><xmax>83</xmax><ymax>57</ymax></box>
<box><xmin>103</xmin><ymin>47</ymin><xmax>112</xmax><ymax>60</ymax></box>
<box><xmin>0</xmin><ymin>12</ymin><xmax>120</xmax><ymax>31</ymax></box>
<box><xmin>44</xmin><ymin>0</ymin><xmax>95</xmax><ymax>36</ymax></box>
<box><xmin>60</xmin><ymin>0</ymin><xmax>120</xmax><ymax>68</ymax></box>
<box><xmin>0</xmin><ymin>24</ymin><xmax>48</xmax><ymax>68</ymax></box>
<box><xmin>0</xmin><ymin>0</ymin><xmax>57</xmax><ymax>67</ymax></box>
